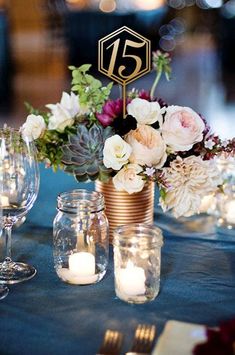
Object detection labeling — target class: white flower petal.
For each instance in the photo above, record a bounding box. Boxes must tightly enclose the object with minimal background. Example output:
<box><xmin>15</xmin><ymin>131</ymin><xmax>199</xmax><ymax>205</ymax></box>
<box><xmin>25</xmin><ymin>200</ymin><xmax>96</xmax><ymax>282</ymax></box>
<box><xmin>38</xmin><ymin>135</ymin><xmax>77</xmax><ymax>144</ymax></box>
<box><xmin>160</xmin><ymin>156</ymin><xmax>222</xmax><ymax>218</ymax></box>
<box><xmin>47</xmin><ymin>92</ymin><xmax>82</xmax><ymax>131</ymax></box>
<box><xmin>21</xmin><ymin>114</ymin><xmax>46</xmax><ymax>142</ymax></box>
<box><xmin>113</xmin><ymin>164</ymin><xmax>145</xmax><ymax>194</ymax></box>
<box><xmin>127</xmin><ymin>98</ymin><xmax>164</xmax><ymax>125</ymax></box>
<box><xmin>103</xmin><ymin>135</ymin><xmax>132</xmax><ymax>171</ymax></box>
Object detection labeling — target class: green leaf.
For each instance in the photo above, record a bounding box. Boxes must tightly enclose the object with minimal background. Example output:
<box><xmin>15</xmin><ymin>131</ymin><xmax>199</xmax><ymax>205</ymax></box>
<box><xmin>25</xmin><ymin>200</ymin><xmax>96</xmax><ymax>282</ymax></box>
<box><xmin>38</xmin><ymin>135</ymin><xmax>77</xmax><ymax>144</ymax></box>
<box><xmin>78</xmin><ymin>64</ymin><xmax>92</xmax><ymax>73</ymax></box>
<box><xmin>107</xmin><ymin>82</ymin><xmax>113</xmax><ymax>90</ymax></box>
<box><xmin>159</xmin><ymin>188</ymin><xmax>167</xmax><ymax>201</ymax></box>
<box><xmin>90</xmin><ymin>78</ymin><xmax>102</xmax><ymax>89</ymax></box>
<box><xmin>24</xmin><ymin>102</ymin><xmax>40</xmax><ymax>115</ymax></box>
<box><xmin>71</xmin><ymin>85</ymin><xmax>81</xmax><ymax>91</ymax></box>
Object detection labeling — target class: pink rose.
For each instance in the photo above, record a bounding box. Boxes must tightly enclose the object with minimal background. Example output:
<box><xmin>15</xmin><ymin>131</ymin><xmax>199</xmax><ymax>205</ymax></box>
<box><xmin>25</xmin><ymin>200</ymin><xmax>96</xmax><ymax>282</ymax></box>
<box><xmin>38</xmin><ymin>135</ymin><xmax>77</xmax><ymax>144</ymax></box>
<box><xmin>125</xmin><ymin>125</ymin><xmax>167</xmax><ymax>168</ymax></box>
<box><xmin>162</xmin><ymin>105</ymin><xmax>205</xmax><ymax>152</ymax></box>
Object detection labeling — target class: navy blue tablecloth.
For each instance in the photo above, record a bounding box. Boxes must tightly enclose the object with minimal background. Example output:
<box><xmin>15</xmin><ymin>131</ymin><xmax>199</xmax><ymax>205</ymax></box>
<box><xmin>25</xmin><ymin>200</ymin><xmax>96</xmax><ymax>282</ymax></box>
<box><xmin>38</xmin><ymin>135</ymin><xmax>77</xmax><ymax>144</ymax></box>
<box><xmin>0</xmin><ymin>166</ymin><xmax>235</xmax><ymax>355</ymax></box>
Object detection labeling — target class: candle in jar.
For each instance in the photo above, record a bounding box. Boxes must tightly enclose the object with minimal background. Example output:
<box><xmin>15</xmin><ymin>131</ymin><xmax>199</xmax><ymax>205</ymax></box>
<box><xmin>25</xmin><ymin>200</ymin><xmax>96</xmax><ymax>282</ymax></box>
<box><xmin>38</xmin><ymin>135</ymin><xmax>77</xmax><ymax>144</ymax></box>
<box><xmin>225</xmin><ymin>200</ymin><xmax>235</xmax><ymax>224</ymax></box>
<box><xmin>116</xmin><ymin>261</ymin><xmax>146</xmax><ymax>296</ymax></box>
<box><xmin>57</xmin><ymin>251</ymin><xmax>98</xmax><ymax>285</ymax></box>
<box><xmin>69</xmin><ymin>252</ymin><xmax>95</xmax><ymax>275</ymax></box>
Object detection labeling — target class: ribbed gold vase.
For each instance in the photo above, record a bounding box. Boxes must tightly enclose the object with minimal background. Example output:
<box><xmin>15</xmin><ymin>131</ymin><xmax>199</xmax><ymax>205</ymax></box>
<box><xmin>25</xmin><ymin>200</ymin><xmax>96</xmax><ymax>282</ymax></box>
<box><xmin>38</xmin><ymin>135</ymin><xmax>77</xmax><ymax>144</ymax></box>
<box><xmin>95</xmin><ymin>180</ymin><xmax>155</xmax><ymax>241</ymax></box>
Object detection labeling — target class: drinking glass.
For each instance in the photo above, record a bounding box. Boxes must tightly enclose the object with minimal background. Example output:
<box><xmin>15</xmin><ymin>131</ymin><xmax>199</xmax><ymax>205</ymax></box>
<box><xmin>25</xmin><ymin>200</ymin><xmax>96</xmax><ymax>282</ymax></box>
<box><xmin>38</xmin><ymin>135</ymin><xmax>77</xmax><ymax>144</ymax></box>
<box><xmin>0</xmin><ymin>127</ymin><xmax>39</xmax><ymax>284</ymax></box>
<box><xmin>113</xmin><ymin>224</ymin><xmax>163</xmax><ymax>304</ymax></box>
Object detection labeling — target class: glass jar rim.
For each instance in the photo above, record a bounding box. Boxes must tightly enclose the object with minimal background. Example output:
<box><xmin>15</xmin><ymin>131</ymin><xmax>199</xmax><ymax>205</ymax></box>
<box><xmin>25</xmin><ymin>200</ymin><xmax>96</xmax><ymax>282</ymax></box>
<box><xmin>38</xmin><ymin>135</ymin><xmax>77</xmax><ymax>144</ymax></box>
<box><xmin>57</xmin><ymin>189</ymin><xmax>105</xmax><ymax>213</ymax></box>
<box><xmin>113</xmin><ymin>223</ymin><xmax>163</xmax><ymax>248</ymax></box>
<box><xmin>0</xmin><ymin>127</ymin><xmax>36</xmax><ymax>148</ymax></box>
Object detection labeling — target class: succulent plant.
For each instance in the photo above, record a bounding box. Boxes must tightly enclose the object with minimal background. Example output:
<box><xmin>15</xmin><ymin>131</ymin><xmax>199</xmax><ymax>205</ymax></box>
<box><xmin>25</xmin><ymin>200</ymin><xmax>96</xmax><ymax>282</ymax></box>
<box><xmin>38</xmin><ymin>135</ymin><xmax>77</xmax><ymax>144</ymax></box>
<box><xmin>61</xmin><ymin>123</ymin><xmax>114</xmax><ymax>182</ymax></box>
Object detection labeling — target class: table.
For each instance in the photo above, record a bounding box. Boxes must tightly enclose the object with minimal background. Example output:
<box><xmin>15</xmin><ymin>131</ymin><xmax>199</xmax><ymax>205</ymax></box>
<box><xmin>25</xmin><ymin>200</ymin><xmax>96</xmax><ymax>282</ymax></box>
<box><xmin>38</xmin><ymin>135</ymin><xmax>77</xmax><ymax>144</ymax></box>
<box><xmin>1</xmin><ymin>166</ymin><xmax>235</xmax><ymax>355</ymax></box>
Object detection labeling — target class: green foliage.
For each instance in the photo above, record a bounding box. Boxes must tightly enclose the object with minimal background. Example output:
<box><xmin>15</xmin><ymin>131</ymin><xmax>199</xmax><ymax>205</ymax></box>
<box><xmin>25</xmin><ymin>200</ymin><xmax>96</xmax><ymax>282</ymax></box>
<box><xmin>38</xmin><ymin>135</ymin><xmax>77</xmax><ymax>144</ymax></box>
<box><xmin>23</xmin><ymin>65</ymin><xmax>114</xmax><ymax>173</ymax></box>
<box><xmin>69</xmin><ymin>65</ymin><xmax>113</xmax><ymax>120</ymax></box>
<box><xmin>24</xmin><ymin>102</ymin><xmax>40</xmax><ymax>115</ymax></box>
<box><xmin>152</xmin><ymin>51</ymin><xmax>171</xmax><ymax>81</ymax></box>
<box><xmin>30</xmin><ymin>121</ymin><xmax>77</xmax><ymax>171</ymax></box>
<box><xmin>150</xmin><ymin>50</ymin><xmax>171</xmax><ymax>100</ymax></box>
<box><xmin>24</xmin><ymin>102</ymin><xmax>50</xmax><ymax>125</ymax></box>
<box><xmin>159</xmin><ymin>187</ymin><xmax>167</xmax><ymax>201</ymax></box>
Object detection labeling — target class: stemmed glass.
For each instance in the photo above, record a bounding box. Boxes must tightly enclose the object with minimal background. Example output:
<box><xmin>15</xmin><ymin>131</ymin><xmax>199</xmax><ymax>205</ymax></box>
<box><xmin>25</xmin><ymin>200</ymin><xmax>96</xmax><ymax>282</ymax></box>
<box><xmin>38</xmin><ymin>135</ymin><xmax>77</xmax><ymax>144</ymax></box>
<box><xmin>0</xmin><ymin>285</ymin><xmax>8</xmax><ymax>299</ymax></box>
<box><xmin>0</xmin><ymin>127</ymin><xmax>39</xmax><ymax>284</ymax></box>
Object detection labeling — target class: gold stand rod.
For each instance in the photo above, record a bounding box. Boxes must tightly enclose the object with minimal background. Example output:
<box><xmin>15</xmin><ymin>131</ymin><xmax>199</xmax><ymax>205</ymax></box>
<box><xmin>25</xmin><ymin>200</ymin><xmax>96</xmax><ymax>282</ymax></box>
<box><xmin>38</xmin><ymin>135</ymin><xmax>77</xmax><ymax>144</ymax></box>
<box><xmin>122</xmin><ymin>84</ymin><xmax>126</xmax><ymax>118</ymax></box>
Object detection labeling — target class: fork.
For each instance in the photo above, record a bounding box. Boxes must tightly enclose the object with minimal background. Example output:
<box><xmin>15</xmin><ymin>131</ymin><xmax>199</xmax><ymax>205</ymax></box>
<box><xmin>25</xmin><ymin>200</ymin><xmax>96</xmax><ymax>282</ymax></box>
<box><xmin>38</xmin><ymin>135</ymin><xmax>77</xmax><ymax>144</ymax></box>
<box><xmin>126</xmin><ymin>324</ymin><xmax>156</xmax><ymax>355</ymax></box>
<box><xmin>97</xmin><ymin>329</ymin><xmax>123</xmax><ymax>355</ymax></box>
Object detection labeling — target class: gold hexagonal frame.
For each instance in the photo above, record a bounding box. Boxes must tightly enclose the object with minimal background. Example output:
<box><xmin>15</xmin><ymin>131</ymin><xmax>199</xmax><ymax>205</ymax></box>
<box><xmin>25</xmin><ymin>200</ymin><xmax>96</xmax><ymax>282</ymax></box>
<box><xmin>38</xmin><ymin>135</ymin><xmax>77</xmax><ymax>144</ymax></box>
<box><xmin>98</xmin><ymin>26</ymin><xmax>151</xmax><ymax>85</ymax></box>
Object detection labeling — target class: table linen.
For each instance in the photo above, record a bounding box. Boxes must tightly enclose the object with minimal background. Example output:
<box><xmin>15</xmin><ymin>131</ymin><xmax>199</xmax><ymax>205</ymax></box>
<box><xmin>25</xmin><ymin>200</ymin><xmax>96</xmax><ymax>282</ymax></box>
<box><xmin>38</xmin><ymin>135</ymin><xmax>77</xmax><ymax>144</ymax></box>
<box><xmin>0</xmin><ymin>166</ymin><xmax>235</xmax><ymax>355</ymax></box>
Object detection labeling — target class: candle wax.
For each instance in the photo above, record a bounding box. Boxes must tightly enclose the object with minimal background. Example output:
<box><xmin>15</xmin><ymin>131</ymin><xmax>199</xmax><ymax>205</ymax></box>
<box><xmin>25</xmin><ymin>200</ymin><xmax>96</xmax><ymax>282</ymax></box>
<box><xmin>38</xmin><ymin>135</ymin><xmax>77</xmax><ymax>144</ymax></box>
<box><xmin>57</xmin><ymin>268</ymin><xmax>98</xmax><ymax>285</ymax></box>
<box><xmin>117</xmin><ymin>261</ymin><xmax>146</xmax><ymax>296</ymax></box>
<box><xmin>69</xmin><ymin>252</ymin><xmax>95</xmax><ymax>275</ymax></box>
<box><xmin>57</xmin><ymin>251</ymin><xmax>98</xmax><ymax>285</ymax></box>
<box><xmin>225</xmin><ymin>200</ymin><xmax>235</xmax><ymax>224</ymax></box>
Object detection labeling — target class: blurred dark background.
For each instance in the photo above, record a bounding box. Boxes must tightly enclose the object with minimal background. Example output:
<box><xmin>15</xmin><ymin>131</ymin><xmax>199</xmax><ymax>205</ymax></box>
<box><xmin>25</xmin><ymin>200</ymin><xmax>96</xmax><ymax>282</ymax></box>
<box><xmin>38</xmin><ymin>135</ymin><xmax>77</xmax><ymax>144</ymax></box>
<box><xmin>0</xmin><ymin>0</ymin><xmax>234</xmax><ymax>138</ymax></box>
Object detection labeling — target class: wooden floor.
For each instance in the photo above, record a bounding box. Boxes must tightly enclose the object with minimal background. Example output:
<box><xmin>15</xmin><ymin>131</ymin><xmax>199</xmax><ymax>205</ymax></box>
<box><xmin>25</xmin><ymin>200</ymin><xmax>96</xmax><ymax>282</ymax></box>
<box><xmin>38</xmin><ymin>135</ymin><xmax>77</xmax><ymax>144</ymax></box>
<box><xmin>0</xmin><ymin>3</ymin><xmax>235</xmax><ymax>140</ymax></box>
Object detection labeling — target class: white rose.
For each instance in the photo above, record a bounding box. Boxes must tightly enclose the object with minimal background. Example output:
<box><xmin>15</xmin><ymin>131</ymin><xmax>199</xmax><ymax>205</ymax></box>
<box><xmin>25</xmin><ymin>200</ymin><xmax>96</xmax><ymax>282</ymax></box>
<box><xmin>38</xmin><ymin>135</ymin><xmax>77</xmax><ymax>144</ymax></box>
<box><xmin>125</xmin><ymin>125</ymin><xmax>167</xmax><ymax>168</ymax></box>
<box><xmin>127</xmin><ymin>98</ymin><xmax>165</xmax><ymax>125</ymax></box>
<box><xmin>162</xmin><ymin>105</ymin><xmax>205</xmax><ymax>151</ymax></box>
<box><xmin>47</xmin><ymin>92</ymin><xmax>82</xmax><ymax>132</ymax></box>
<box><xmin>103</xmin><ymin>135</ymin><xmax>132</xmax><ymax>170</ymax></box>
<box><xmin>21</xmin><ymin>114</ymin><xmax>46</xmax><ymax>142</ymax></box>
<box><xmin>113</xmin><ymin>164</ymin><xmax>145</xmax><ymax>194</ymax></box>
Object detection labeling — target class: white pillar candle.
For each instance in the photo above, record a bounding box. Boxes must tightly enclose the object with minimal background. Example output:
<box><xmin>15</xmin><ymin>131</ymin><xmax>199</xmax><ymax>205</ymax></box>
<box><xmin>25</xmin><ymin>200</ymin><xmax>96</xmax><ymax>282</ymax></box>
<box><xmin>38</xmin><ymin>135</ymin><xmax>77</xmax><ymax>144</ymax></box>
<box><xmin>225</xmin><ymin>200</ymin><xmax>235</xmax><ymax>224</ymax></box>
<box><xmin>117</xmin><ymin>261</ymin><xmax>146</xmax><ymax>296</ymax></box>
<box><xmin>69</xmin><ymin>252</ymin><xmax>95</xmax><ymax>275</ymax></box>
<box><xmin>57</xmin><ymin>251</ymin><xmax>98</xmax><ymax>285</ymax></box>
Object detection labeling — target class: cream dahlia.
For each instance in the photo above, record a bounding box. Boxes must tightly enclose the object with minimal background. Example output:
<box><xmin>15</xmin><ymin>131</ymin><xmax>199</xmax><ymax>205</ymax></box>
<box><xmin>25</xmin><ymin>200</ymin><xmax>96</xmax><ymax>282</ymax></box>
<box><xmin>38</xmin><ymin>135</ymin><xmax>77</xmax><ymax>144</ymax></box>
<box><xmin>160</xmin><ymin>156</ymin><xmax>222</xmax><ymax>218</ymax></box>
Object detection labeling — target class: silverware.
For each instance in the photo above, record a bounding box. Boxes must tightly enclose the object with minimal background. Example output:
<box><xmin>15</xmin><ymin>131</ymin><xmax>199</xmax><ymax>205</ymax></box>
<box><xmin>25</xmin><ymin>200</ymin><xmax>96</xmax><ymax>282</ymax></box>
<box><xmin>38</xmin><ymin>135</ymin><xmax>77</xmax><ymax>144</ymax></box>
<box><xmin>97</xmin><ymin>329</ymin><xmax>123</xmax><ymax>355</ymax></box>
<box><xmin>126</xmin><ymin>324</ymin><xmax>156</xmax><ymax>355</ymax></box>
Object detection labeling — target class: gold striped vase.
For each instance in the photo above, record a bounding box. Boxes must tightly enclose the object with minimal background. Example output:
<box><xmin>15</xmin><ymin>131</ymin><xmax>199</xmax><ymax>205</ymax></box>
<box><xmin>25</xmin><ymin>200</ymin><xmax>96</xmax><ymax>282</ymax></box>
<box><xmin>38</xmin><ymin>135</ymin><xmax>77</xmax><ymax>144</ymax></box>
<box><xmin>95</xmin><ymin>180</ymin><xmax>155</xmax><ymax>241</ymax></box>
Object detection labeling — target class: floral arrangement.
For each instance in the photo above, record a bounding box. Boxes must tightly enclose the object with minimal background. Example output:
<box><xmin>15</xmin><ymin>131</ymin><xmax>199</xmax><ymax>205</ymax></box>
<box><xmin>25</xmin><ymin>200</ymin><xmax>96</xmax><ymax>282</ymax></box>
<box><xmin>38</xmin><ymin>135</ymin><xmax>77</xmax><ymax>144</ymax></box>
<box><xmin>21</xmin><ymin>51</ymin><xmax>235</xmax><ymax>218</ymax></box>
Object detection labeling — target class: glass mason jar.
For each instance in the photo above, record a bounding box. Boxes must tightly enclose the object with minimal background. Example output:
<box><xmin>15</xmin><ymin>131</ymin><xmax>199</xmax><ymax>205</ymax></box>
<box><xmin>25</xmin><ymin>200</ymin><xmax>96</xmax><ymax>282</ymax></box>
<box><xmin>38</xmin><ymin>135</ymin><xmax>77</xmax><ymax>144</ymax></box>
<box><xmin>113</xmin><ymin>224</ymin><xmax>163</xmax><ymax>304</ymax></box>
<box><xmin>53</xmin><ymin>190</ymin><xmax>109</xmax><ymax>285</ymax></box>
<box><xmin>216</xmin><ymin>157</ymin><xmax>235</xmax><ymax>233</ymax></box>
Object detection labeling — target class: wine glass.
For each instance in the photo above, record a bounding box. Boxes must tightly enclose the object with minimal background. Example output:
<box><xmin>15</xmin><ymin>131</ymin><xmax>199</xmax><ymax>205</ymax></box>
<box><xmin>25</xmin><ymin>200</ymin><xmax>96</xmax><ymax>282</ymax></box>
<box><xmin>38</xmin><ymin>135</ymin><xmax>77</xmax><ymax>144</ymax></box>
<box><xmin>0</xmin><ymin>286</ymin><xmax>9</xmax><ymax>299</ymax></box>
<box><xmin>0</xmin><ymin>127</ymin><xmax>40</xmax><ymax>284</ymax></box>
<box><xmin>0</xmin><ymin>223</ymin><xmax>9</xmax><ymax>297</ymax></box>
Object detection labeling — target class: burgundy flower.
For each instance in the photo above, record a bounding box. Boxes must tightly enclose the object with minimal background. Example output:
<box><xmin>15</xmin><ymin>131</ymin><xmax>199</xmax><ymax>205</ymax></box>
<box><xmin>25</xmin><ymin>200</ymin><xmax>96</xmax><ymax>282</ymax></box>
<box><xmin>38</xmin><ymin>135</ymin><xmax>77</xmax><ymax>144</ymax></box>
<box><xmin>96</xmin><ymin>99</ymin><xmax>123</xmax><ymax>127</ymax></box>
<box><xmin>138</xmin><ymin>90</ymin><xmax>151</xmax><ymax>101</ymax></box>
<box><xmin>220</xmin><ymin>319</ymin><xmax>235</xmax><ymax>344</ymax></box>
<box><xmin>156</xmin><ymin>97</ymin><xmax>168</xmax><ymax>108</ymax></box>
<box><xmin>193</xmin><ymin>318</ymin><xmax>235</xmax><ymax>355</ymax></box>
<box><xmin>138</xmin><ymin>90</ymin><xmax>168</xmax><ymax>109</ymax></box>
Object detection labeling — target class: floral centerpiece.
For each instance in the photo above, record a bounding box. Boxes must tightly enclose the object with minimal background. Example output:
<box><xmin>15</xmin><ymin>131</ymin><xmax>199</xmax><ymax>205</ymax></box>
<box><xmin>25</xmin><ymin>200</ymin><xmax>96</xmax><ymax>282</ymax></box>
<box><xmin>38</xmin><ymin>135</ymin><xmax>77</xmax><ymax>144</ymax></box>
<box><xmin>21</xmin><ymin>51</ymin><xmax>234</xmax><ymax>219</ymax></box>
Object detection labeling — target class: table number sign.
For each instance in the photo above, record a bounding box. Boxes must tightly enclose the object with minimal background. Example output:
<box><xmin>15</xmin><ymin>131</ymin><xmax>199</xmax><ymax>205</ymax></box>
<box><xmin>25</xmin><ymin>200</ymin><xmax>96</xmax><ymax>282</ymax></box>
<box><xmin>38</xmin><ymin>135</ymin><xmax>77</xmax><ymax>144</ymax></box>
<box><xmin>98</xmin><ymin>26</ymin><xmax>151</xmax><ymax>117</ymax></box>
